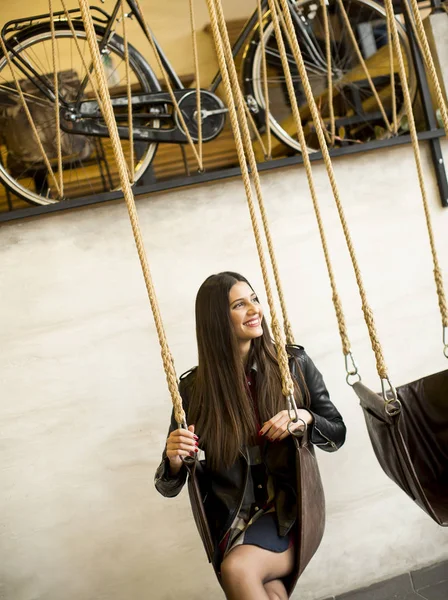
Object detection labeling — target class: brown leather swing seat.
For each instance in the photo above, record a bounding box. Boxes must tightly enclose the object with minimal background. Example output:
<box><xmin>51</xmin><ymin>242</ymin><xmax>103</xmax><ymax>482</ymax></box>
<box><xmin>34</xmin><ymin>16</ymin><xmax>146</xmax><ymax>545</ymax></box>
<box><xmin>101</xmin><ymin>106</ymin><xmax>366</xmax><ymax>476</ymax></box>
<box><xmin>353</xmin><ymin>369</ymin><xmax>448</xmax><ymax>526</ymax></box>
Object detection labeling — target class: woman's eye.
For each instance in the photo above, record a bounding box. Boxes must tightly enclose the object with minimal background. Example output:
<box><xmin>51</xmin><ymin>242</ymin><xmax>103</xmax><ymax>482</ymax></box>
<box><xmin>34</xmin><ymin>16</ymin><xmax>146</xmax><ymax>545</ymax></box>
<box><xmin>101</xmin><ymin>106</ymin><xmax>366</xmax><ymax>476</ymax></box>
<box><xmin>234</xmin><ymin>302</ymin><xmax>243</xmax><ymax>308</ymax></box>
<box><xmin>253</xmin><ymin>297</ymin><xmax>259</xmax><ymax>303</ymax></box>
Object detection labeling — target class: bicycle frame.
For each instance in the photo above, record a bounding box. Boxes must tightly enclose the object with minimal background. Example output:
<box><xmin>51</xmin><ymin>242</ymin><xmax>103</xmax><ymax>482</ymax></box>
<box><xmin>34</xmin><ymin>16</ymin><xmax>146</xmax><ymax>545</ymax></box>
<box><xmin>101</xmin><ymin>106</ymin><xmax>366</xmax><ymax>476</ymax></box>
<box><xmin>0</xmin><ymin>0</ymin><xmax>353</xmax><ymax>146</ymax></box>
<box><xmin>1</xmin><ymin>0</ymin><xmax>327</xmax><ymax>101</ymax></box>
<box><xmin>131</xmin><ymin>0</ymin><xmax>328</xmax><ymax>94</ymax></box>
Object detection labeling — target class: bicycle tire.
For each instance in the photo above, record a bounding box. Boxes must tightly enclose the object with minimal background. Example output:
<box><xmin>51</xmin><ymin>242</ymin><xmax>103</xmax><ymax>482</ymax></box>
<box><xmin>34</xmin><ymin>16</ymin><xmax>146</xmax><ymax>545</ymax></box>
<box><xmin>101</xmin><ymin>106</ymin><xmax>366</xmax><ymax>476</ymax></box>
<box><xmin>0</xmin><ymin>19</ymin><xmax>161</xmax><ymax>206</ymax></box>
<box><xmin>242</xmin><ymin>0</ymin><xmax>417</xmax><ymax>154</ymax></box>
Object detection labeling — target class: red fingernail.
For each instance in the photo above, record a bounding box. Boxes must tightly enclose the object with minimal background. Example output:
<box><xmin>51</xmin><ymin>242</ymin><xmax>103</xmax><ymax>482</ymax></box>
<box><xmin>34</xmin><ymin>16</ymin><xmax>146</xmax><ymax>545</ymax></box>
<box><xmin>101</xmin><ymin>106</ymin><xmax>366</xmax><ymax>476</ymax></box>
<box><xmin>259</xmin><ymin>430</ymin><xmax>264</xmax><ymax>436</ymax></box>
<box><xmin>189</xmin><ymin>451</ymin><xmax>195</xmax><ymax>457</ymax></box>
<box><xmin>193</xmin><ymin>435</ymin><xmax>199</xmax><ymax>440</ymax></box>
<box><xmin>195</xmin><ymin>442</ymin><xmax>199</xmax><ymax>446</ymax></box>
<box><xmin>195</xmin><ymin>448</ymin><xmax>199</xmax><ymax>453</ymax></box>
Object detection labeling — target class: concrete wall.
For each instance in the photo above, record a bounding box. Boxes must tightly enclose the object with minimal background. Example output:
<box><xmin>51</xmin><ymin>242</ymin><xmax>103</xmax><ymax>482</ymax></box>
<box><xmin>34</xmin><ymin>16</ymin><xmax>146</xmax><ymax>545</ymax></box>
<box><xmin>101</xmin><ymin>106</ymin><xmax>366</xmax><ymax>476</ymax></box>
<box><xmin>1</xmin><ymin>138</ymin><xmax>448</xmax><ymax>600</ymax></box>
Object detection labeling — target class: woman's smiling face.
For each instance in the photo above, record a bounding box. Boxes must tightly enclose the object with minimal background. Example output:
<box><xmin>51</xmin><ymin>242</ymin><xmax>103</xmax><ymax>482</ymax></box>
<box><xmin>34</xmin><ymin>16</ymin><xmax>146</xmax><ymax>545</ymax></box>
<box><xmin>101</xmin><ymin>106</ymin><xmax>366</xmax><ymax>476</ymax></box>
<box><xmin>228</xmin><ymin>281</ymin><xmax>264</xmax><ymax>343</ymax></box>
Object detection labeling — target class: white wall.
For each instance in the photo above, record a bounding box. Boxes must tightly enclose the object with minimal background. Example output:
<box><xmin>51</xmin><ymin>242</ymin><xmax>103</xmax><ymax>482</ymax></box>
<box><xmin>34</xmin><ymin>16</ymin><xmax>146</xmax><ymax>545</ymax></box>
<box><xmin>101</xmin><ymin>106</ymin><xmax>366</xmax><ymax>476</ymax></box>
<box><xmin>1</xmin><ymin>139</ymin><xmax>448</xmax><ymax>600</ymax></box>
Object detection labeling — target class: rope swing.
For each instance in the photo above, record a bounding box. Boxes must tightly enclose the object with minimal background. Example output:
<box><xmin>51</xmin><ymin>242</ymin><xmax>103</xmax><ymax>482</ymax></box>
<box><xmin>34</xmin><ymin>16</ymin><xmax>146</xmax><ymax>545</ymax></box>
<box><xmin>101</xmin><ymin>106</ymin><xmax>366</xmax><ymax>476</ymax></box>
<box><xmin>43</xmin><ymin>1</ymin><xmax>448</xmax><ymax>593</ymax></box>
<box><xmin>76</xmin><ymin>0</ymin><xmax>326</xmax><ymax>591</ymax></box>
<box><xmin>3</xmin><ymin>2</ymin><xmax>447</xmax><ymax>593</ymax></box>
<box><xmin>74</xmin><ymin>0</ymin><xmax>448</xmax><ymax>561</ymax></box>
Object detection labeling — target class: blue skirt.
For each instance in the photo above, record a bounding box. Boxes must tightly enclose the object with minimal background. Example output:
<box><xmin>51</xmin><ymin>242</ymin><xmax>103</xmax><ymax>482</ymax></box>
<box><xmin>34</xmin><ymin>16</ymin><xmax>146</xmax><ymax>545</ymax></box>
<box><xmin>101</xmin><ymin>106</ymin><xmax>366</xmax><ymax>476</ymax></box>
<box><xmin>221</xmin><ymin>511</ymin><xmax>293</xmax><ymax>558</ymax></box>
<box><xmin>242</xmin><ymin>512</ymin><xmax>292</xmax><ymax>552</ymax></box>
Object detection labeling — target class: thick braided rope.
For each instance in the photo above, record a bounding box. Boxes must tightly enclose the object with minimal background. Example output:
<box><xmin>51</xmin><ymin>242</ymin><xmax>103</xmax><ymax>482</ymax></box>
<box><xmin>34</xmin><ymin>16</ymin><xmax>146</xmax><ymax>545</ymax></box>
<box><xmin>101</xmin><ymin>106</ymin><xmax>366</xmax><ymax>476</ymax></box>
<box><xmin>214</xmin><ymin>0</ymin><xmax>295</xmax><ymax>349</ymax></box>
<box><xmin>320</xmin><ymin>0</ymin><xmax>335</xmax><ymax>145</ymax></box>
<box><xmin>205</xmin><ymin>0</ymin><xmax>294</xmax><ymax>396</ymax></box>
<box><xmin>189</xmin><ymin>0</ymin><xmax>203</xmax><ymax>166</ymax></box>
<box><xmin>406</xmin><ymin>0</ymin><xmax>448</xmax><ymax>134</ymax></box>
<box><xmin>213</xmin><ymin>0</ymin><xmax>295</xmax><ymax>381</ymax></box>
<box><xmin>133</xmin><ymin>0</ymin><xmax>203</xmax><ymax>171</ymax></box>
<box><xmin>257</xmin><ymin>0</ymin><xmax>272</xmax><ymax>159</ymax></box>
<box><xmin>78</xmin><ymin>0</ymin><xmax>186</xmax><ymax>424</ymax></box>
<box><xmin>60</xmin><ymin>0</ymin><xmax>105</xmax><ymax>115</ymax></box>
<box><xmin>278</xmin><ymin>0</ymin><xmax>388</xmax><ymax>379</ymax></box>
<box><xmin>384</xmin><ymin>0</ymin><xmax>398</xmax><ymax>134</ymax></box>
<box><xmin>385</xmin><ymin>0</ymin><xmax>448</xmax><ymax>328</ymax></box>
<box><xmin>121</xmin><ymin>0</ymin><xmax>135</xmax><ymax>183</ymax></box>
<box><xmin>49</xmin><ymin>0</ymin><xmax>64</xmax><ymax>197</ymax></box>
<box><xmin>0</xmin><ymin>36</ymin><xmax>61</xmax><ymax>197</ymax></box>
<box><xmin>269</xmin><ymin>0</ymin><xmax>351</xmax><ymax>356</ymax></box>
<box><xmin>336</xmin><ymin>0</ymin><xmax>392</xmax><ymax>133</ymax></box>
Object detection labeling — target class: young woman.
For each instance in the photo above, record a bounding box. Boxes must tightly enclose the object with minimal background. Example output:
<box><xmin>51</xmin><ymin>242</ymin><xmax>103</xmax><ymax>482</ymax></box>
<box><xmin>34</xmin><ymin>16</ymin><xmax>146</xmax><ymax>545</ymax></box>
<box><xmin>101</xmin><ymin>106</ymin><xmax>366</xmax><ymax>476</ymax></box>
<box><xmin>155</xmin><ymin>272</ymin><xmax>346</xmax><ymax>600</ymax></box>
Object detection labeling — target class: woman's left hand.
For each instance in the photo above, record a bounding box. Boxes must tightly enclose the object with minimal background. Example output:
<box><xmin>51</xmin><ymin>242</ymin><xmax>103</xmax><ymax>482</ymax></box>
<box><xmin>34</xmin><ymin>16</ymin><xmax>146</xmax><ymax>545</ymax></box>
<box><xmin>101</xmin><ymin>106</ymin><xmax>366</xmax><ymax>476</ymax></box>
<box><xmin>260</xmin><ymin>409</ymin><xmax>314</xmax><ymax>442</ymax></box>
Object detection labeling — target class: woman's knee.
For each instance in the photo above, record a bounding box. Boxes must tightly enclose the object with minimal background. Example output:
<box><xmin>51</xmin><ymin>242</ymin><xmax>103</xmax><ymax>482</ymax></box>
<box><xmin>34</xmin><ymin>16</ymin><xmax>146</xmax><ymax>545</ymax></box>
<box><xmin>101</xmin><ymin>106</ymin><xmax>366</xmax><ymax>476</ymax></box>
<box><xmin>220</xmin><ymin>545</ymin><xmax>293</xmax><ymax>592</ymax></box>
<box><xmin>221</xmin><ymin>550</ymin><xmax>255</xmax><ymax>584</ymax></box>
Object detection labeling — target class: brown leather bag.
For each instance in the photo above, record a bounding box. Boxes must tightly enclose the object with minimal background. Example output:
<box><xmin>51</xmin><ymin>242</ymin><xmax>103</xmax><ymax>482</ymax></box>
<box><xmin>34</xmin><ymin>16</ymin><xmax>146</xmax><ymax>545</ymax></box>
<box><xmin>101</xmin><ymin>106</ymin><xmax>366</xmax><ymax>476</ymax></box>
<box><xmin>186</xmin><ymin>433</ymin><xmax>326</xmax><ymax>593</ymax></box>
<box><xmin>286</xmin><ymin>430</ymin><xmax>326</xmax><ymax>595</ymax></box>
<box><xmin>295</xmin><ymin>434</ymin><xmax>326</xmax><ymax>577</ymax></box>
<box><xmin>185</xmin><ymin>459</ymin><xmax>215</xmax><ymax>564</ymax></box>
<box><xmin>353</xmin><ymin>369</ymin><xmax>448</xmax><ymax>526</ymax></box>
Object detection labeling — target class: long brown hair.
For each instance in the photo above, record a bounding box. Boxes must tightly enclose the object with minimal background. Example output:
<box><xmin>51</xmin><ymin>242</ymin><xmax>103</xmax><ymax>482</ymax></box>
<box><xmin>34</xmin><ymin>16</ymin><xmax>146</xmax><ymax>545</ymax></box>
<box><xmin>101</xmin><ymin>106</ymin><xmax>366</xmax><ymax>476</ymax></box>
<box><xmin>188</xmin><ymin>272</ymin><xmax>308</xmax><ymax>471</ymax></box>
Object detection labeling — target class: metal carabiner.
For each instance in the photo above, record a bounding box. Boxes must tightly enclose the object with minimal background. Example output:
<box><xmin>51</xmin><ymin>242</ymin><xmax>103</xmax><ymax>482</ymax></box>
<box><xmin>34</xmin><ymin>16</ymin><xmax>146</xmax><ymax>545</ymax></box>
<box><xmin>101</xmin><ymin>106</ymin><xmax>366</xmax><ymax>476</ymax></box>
<box><xmin>286</xmin><ymin>393</ymin><xmax>299</xmax><ymax>423</ymax></box>
<box><xmin>286</xmin><ymin>394</ymin><xmax>307</xmax><ymax>438</ymax></box>
<box><xmin>344</xmin><ymin>351</ymin><xmax>361</xmax><ymax>386</ymax></box>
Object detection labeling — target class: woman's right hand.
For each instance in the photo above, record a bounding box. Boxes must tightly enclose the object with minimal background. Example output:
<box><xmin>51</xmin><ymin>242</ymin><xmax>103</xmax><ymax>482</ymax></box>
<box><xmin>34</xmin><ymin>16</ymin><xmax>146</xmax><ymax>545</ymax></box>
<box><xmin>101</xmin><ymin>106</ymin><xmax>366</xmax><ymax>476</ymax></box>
<box><xmin>166</xmin><ymin>424</ymin><xmax>198</xmax><ymax>474</ymax></box>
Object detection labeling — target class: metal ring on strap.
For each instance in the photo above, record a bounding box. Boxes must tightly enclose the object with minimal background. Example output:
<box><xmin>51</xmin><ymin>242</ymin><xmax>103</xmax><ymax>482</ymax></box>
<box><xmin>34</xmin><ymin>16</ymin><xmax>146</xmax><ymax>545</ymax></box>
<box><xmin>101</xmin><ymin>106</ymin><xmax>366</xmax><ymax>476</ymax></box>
<box><xmin>287</xmin><ymin>417</ymin><xmax>307</xmax><ymax>438</ymax></box>
<box><xmin>381</xmin><ymin>377</ymin><xmax>401</xmax><ymax>416</ymax></box>
<box><xmin>443</xmin><ymin>327</ymin><xmax>448</xmax><ymax>359</ymax></box>
<box><xmin>346</xmin><ymin>372</ymin><xmax>362</xmax><ymax>386</ymax></box>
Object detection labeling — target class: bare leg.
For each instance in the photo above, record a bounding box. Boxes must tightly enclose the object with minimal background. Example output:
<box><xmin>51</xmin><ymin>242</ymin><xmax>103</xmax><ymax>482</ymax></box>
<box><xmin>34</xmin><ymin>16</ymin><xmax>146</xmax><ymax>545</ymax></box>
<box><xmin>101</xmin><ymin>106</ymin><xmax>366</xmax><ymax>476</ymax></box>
<box><xmin>264</xmin><ymin>579</ymin><xmax>289</xmax><ymax>600</ymax></box>
<box><xmin>220</xmin><ymin>545</ymin><xmax>294</xmax><ymax>600</ymax></box>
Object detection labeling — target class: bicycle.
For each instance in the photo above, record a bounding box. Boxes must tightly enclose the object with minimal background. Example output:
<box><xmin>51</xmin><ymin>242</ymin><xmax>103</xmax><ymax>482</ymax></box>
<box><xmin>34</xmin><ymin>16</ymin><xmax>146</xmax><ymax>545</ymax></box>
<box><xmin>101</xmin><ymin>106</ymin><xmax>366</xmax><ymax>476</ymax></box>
<box><xmin>0</xmin><ymin>0</ymin><xmax>416</xmax><ymax>206</ymax></box>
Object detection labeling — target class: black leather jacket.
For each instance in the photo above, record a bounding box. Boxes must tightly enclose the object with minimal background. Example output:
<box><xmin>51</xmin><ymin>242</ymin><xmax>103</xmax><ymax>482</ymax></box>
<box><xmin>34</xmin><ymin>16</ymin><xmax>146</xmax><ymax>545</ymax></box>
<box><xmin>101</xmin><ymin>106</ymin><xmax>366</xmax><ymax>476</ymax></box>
<box><xmin>155</xmin><ymin>345</ymin><xmax>346</xmax><ymax>550</ymax></box>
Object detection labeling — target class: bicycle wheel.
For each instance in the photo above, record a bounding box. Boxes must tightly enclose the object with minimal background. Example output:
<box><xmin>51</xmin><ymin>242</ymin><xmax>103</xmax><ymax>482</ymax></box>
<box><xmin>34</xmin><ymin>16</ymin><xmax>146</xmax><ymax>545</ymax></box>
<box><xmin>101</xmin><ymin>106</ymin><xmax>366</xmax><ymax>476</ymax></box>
<box><xmin>0</xmin><ymin>20</ymin><xmax>160</xmax><ymax>205</ymax></box>
<box><xmin>242</xmin><ymin>0</ymin><xmax>416</xmax><ymax>154</ymax></box>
